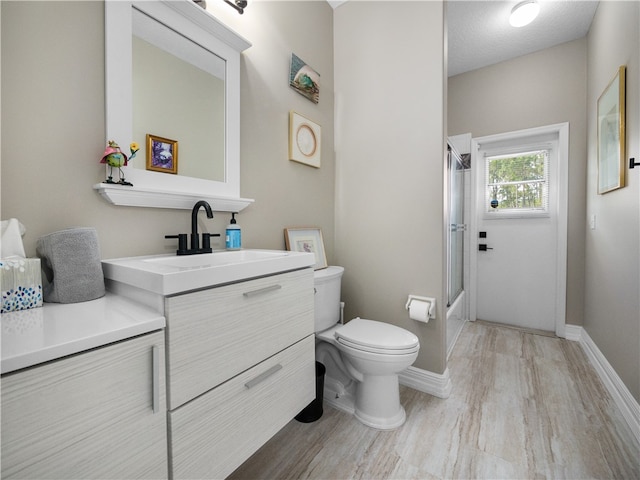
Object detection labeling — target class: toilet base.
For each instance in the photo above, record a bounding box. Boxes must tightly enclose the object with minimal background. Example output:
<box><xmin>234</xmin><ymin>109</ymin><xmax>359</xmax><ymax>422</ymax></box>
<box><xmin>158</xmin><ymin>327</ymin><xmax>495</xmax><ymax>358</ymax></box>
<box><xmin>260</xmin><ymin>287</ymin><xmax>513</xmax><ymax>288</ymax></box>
<box><xmin>316</xmin><ymin>335</ymin><xmax>411</xmax><ymax>430</ymax></box>
<box><xmin>323</xmin><ymin>377</ymin><xmax>356</xmax><ymax>415</ymax></box>
<box><xmin>355</xmin><ymin>406</ymin><xmax>406</xmax><ymax>430</ymax></box>
<box><xmin>322</xmin><ymin>373</ymin><xmax>407</xmax><ymax>430</ymax></box>
<box><xmin>354</xmin><ymin>373</ymin><xmax>407</xmax><ymax>430</ymax></box>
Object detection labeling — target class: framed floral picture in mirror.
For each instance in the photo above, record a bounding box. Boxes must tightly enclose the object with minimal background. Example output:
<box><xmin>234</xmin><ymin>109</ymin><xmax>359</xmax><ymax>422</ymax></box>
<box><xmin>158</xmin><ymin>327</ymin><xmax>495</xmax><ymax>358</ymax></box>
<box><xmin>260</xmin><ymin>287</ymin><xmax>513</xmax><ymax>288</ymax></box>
<box><xmin>146</xmin><ymin>134</ymin><xmax>178</xmax><ymax>175</ymax></box>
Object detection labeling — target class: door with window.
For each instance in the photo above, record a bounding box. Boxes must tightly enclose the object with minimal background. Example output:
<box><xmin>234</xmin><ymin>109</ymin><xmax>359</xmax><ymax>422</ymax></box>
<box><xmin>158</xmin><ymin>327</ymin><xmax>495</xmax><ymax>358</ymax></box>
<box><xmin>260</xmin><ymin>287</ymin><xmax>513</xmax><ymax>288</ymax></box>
<box><xmin>472</xmin><ymin>125</ymin><xmax>567</xmax><ymax>333</ymax></box>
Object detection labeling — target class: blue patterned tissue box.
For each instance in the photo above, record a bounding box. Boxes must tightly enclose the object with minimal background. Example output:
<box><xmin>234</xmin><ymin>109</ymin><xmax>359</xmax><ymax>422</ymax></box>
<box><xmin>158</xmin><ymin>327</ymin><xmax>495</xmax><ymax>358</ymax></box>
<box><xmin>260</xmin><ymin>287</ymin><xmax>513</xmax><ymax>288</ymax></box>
<box><xmin>1</xmin><ymin>258</ymin><xmax>43</xmax><ymax>313</ymax></box>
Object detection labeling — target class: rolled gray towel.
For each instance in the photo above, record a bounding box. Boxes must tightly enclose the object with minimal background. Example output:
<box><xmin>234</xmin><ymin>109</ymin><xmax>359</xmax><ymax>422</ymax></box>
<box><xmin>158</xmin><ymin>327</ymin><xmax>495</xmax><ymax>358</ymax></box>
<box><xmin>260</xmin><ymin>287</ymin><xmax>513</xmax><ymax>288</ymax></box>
<box><xmin>36</xmin><ymin>227</ymin><xmax>105</xmax><ymax>304</ymax></box>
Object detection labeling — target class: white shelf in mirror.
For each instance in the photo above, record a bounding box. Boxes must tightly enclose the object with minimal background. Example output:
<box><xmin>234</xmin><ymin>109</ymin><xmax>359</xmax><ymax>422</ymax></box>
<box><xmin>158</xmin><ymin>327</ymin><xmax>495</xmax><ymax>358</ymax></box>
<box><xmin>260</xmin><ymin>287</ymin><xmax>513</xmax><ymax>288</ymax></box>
<box><xmin>93</xmin><ymin>182</ymin><xmax>253</xmax><ymax>212</ymax></box>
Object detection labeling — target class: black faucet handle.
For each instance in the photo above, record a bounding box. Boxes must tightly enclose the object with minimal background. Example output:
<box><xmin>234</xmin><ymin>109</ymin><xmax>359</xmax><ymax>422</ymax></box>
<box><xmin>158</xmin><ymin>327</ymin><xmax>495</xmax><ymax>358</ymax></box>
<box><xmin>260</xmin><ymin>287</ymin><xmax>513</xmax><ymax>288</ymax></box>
<box><xmin>201</xmin><ymin>233</ymin><xmax>220</xmax><ymax>252</ymax></box>
<box><xmin>165</xmin><ymin>234</ymin><xmax>188</xmax><ymax>255</ymax></box>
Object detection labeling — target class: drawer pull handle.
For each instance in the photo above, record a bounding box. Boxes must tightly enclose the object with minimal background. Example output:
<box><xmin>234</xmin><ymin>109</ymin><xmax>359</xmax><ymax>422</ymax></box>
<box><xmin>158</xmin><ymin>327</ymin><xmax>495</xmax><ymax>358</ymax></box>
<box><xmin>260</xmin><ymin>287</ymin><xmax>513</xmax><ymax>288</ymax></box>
<box><xmin>243</xmin><ymin>284</ymin><xmax>282</xmax><ymax>298</ymax></box>
<box><xmin>244</xmin><ymin>364</ymin><xmax>283</xmax><ymax>389</ymax></box>
<box><xmin>152</xmin><ymin>345</ymin><xmax>160</xmax><ymax>414</ymax></box>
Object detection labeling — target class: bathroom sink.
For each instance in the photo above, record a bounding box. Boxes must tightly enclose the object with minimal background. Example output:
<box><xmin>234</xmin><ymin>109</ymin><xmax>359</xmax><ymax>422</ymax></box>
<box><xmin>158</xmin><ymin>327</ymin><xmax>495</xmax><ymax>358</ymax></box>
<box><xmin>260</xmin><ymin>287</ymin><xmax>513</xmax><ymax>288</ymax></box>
<box><xmin>102</xmin><ymin>249</ymin><xmax>315</xmax><ymax>295</ymax></box>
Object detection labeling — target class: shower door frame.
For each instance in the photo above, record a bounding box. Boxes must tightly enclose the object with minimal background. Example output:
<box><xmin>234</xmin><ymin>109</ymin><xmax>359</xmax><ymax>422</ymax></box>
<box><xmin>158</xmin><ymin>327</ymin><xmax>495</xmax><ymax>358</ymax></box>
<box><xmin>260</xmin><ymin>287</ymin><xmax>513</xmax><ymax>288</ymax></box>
<box><xmin>447</xmin><ymin>144</ymin><xmax>466</xmax><ymax>307</ymax></box>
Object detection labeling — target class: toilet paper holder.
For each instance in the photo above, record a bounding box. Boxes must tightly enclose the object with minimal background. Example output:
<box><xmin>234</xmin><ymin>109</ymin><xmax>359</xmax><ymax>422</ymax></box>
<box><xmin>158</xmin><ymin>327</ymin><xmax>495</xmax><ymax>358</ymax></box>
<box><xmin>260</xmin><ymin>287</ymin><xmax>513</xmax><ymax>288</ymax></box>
<box><xmin>405</xmin><ymin>295</ymin><xmax>436</xmax><ymax>320</ymax></box>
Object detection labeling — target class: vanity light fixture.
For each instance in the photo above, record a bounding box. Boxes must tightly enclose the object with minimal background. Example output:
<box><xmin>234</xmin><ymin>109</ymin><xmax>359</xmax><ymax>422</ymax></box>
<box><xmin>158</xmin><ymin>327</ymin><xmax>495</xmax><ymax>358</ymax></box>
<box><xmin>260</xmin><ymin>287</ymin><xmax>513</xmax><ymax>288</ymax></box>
<box><xmin>509</xmin><ymin>0</ymin><xmax>540</xmax><ymax>27</ymax></box>
<box><xmin>194</xmin><ymin>0</ymin><xmax>246</xmax><ymax>15</ymax></box>
<box><xmin>224</xmin><ymin>0</ymin><xmax>247</xmax><ymax>14</ymax></box>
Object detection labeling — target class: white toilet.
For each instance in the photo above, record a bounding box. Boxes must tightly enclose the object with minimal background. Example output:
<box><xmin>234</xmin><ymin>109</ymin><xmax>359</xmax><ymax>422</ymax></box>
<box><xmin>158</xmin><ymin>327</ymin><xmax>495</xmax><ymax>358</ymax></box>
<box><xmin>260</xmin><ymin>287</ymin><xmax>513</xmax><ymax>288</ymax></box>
<box><xmin>314</xmin><ymin>266</ymin><xmax>420</xmax><ymax>430</ymax></box>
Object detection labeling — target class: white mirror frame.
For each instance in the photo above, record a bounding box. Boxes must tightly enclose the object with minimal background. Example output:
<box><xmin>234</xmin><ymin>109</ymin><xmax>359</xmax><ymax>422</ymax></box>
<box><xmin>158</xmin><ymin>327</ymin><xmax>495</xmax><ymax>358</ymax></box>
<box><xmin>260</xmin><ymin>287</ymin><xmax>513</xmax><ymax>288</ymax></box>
<box><xmin>95</xmin><ymin>0</ymin><xmax>253</xmax><ymax>212</ymax></box>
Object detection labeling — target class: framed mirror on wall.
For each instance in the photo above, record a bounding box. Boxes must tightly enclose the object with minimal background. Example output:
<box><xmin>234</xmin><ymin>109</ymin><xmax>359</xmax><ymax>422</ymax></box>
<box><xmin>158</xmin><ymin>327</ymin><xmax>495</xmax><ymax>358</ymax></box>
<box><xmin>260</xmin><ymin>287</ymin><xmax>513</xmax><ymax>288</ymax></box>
<box><xmin>95</xmin><ymin>0</ymin><xmax>253</xmax><ymax>211</ymax></box>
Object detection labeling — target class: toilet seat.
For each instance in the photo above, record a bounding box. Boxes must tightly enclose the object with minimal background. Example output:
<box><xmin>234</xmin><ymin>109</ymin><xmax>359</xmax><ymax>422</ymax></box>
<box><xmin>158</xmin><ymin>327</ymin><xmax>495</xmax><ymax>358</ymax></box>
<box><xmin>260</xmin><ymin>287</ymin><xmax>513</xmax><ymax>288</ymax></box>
<box><xmin>335</xmin><ymin>318</ymin><xmax>419</xmax><ymax>355</ymax></box>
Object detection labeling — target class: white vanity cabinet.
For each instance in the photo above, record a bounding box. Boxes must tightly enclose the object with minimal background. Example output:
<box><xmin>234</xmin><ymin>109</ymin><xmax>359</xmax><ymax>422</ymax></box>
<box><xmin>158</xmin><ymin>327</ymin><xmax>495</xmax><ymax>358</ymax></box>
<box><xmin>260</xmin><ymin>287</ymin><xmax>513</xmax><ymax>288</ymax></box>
<box><xmin>1</xmin><ymin>331</ymin><xmax>167</xmax><ymax>480</ymax></box>
<box><xmin>163</xmin><ymin>267</ymin><xmax>315</xmax><ymax>479</ymax></box>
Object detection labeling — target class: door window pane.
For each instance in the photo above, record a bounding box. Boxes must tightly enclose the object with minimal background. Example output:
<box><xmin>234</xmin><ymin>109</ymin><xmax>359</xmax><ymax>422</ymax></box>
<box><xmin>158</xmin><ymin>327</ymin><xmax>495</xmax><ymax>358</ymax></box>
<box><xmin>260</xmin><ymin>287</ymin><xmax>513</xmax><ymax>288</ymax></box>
<box><xmin>485</xmin><ymin>149</ymin><xmax>549</xmax><ymax>215</ymax></box>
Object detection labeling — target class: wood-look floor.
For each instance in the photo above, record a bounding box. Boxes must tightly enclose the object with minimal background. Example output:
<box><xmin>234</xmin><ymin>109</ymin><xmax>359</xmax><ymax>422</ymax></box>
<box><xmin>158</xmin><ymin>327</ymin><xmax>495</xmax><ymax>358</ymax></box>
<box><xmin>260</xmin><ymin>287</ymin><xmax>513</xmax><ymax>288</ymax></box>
<box><xmin>229</xmin><ymin>321</ymin><xmax>640</xmax><ymax>479</ymax></box>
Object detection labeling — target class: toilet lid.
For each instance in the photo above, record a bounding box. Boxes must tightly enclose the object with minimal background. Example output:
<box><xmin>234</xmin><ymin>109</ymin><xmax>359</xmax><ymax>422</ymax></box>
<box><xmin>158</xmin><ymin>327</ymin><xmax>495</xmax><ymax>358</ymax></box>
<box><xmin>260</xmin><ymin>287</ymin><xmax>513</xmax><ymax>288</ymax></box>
<box><xmin>335</xmin><ymin>318</ymin><xmax>419</xmax><ymax>353</ymax></box>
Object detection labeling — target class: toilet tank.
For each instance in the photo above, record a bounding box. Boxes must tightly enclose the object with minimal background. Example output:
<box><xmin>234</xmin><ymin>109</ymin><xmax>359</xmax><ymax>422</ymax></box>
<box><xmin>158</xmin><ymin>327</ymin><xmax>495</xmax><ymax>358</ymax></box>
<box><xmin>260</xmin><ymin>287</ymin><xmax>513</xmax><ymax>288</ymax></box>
<box><xmin>313</xmin><ymin>266</ymin><xmax>344</xmax><ymax>332</ymax></box>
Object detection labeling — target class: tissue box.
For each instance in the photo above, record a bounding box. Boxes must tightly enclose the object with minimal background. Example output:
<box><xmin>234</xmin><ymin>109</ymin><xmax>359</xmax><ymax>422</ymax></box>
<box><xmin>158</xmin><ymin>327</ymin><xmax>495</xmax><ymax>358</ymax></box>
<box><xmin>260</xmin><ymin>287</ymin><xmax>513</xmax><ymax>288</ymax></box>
<box><xmin>1</xmin><ymin>258</ymin><xmax>43</xmax><ymax>313</ymax></box>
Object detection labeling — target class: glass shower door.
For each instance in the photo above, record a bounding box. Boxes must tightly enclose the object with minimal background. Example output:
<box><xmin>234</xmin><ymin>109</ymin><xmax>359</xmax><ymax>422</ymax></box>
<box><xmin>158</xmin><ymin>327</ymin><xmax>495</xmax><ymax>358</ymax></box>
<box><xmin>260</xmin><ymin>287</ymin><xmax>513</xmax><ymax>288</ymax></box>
<box><xmin>447</xmin><ymin>145</ymin><xmax>465</xmax><ymax>306</ymax></box>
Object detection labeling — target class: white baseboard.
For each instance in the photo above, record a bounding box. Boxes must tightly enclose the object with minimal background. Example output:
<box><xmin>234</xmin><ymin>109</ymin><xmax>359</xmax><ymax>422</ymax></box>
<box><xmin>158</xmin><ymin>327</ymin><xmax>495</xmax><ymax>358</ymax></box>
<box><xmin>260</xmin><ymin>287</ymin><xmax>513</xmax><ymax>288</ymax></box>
<box><xmin>399</xmin><ymin>366</ymin><xmax>452</xmax><ymax>399</ymax></box>
<box><xmin>562</xmin><ymin>323</ymin><xmax>582</xmax><ymax>342</ymax></box>
<box><xmin>568</xmin><ymin>326</ymin><xmax>640</xmax><ymax>445</ymax></box>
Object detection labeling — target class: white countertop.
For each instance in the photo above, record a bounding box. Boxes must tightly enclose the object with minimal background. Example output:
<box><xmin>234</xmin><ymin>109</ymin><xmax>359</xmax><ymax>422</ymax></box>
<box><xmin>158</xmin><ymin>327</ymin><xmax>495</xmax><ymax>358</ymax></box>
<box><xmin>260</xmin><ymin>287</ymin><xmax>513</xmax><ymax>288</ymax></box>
<box><xmin>1</xmin><ymin>292</ymin><xmax>165</xmax><ymax>374</ymax></box>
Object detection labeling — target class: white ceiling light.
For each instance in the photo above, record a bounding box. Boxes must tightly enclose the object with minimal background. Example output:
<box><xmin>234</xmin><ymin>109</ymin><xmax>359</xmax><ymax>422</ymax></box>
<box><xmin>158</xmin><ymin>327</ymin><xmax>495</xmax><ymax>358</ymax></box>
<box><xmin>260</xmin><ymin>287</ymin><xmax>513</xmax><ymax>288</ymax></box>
<box><xmin>509</xmin><ymin>0</ymin><xmax>540</xmax><ymax>27</ymax></box>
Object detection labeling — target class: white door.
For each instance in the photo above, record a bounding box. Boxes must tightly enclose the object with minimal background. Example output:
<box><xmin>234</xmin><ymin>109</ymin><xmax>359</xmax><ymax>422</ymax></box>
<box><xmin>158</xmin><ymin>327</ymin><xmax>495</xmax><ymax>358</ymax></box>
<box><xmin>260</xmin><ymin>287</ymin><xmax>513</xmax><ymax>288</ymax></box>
<box><xmin>471</xmin><ymin>125</ymin><xmax>568</xmax><ymax>334</ymax></box>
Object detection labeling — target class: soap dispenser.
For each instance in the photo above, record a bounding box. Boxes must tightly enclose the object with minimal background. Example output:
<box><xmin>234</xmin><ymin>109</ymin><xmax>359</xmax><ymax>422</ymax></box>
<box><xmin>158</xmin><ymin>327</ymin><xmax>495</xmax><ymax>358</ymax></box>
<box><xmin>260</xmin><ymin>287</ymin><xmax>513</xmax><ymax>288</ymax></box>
<box><xmin>225</xmin><ymin>213</ymin><xmax>241</xmax><ymax>250</ymax></box>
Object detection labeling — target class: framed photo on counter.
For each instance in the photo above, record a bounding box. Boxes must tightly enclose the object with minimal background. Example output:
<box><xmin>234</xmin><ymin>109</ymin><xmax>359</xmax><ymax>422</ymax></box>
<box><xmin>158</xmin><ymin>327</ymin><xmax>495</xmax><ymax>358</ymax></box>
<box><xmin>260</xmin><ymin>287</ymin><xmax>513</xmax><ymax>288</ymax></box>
<box><xmin>284</xmin><ymin>227</ymin><xmax>327</xmax><ymax>270</ymax></box>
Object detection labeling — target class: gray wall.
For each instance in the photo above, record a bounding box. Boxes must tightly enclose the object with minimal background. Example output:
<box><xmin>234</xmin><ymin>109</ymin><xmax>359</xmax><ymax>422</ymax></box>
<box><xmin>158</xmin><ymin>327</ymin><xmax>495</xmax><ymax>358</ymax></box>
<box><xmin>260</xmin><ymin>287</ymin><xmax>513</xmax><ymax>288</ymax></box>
<box><xmin>1</xmin><ymin>0</ymin><xmax>336</xmax><ymax>261</ymax></box>
<box><xmin>448</xmin><ymin>38</ymin><xmax>588</xmax><ymax>329</ymax></box>
<box><xmin>334</xmin><ymin>1</ymin><xmax>447</xmax><ymax>374</ymax></box>
<box><xmin>214</xmin><ymin>1</ymin><xmax>336</xmax><ymax>256</ymax></box>
<box><xmin>585</xmin><ymin>1</ymin><xmax>639</xmax><ymax>402</ymax></box>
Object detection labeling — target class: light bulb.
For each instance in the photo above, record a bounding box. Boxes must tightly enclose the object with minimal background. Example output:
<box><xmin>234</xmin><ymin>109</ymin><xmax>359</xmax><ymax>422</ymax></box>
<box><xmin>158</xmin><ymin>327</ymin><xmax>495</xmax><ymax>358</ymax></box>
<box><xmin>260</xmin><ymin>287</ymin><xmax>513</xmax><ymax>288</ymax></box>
<box><xmin>509</xmin><ymin>1</ymin><xmax>540</xmax><ymax>27</ymax></box>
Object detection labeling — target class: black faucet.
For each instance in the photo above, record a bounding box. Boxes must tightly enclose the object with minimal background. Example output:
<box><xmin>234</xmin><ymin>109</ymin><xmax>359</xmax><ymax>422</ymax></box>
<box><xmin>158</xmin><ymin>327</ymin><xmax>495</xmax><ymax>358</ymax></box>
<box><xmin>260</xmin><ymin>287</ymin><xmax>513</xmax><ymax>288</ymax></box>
<box><xmin>191</xmin><ymin>200</ymin><xmax>214</xmax><ymax>251</ymax></box>
<box><xmin>165</xmin><ymin>200</ymin><xmax>219</xmax><ymax>255</ymax></box>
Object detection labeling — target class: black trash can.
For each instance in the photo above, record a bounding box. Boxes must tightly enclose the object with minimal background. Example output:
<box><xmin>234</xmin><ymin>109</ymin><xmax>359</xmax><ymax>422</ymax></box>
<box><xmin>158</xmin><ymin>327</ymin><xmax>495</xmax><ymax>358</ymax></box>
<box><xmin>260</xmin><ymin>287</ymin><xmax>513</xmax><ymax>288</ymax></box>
<box><xmin>295</xmin><ymin>361</ymin><xmax>325</xmax><ymax>423</ymax></box>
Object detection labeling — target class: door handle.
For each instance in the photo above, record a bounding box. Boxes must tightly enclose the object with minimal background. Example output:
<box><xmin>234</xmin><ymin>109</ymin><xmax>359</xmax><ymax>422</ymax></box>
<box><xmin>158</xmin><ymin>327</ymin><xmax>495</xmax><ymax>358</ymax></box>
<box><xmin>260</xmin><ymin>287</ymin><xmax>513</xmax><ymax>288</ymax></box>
<box><xmin>478</xmin><ymin>244</ymin><xmax>493</xmax><ymax>251</ymax></box>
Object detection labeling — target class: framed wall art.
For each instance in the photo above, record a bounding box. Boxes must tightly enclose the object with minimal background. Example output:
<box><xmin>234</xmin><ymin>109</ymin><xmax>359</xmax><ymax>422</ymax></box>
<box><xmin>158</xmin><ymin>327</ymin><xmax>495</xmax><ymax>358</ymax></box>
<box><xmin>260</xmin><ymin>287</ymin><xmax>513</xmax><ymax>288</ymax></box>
<box><xmin>289</xmin><ymin>53</ymin><xmax>320</xmax><ymax>104</ymax></box>
<box><xmin>597</xmin><ymin>65</ymin><xmax>626</xmax><ymax>194</ymax></box>
<box><xmin>289</xmin><ymin>111</ymin><xmax>321</xmax><ymax>168</ymax></box>
<box><xmin>146</xmin><ymin>134</ymin><xmax>178</xmax><ymax>174</ymax></box>
<box><xmin>284</xmin><ymin>227</ymin><xmax>327</xmax><ymax>270</ymax></box>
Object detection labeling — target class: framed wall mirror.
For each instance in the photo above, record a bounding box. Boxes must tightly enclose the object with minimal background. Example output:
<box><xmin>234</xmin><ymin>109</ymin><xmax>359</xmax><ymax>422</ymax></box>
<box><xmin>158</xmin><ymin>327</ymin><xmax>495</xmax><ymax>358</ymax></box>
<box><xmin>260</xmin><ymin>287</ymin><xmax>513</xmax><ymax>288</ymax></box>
<box><xmin>96</xmin><ymin>0</ymin><xmax>253</xmax><ymax>211</ymax></box>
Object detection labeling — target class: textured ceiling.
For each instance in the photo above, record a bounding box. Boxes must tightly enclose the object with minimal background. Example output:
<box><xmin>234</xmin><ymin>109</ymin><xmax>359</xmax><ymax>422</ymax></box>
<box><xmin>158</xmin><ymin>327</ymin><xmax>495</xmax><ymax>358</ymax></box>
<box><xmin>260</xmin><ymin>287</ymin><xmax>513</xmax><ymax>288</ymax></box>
<box><xmin>329</xmin><ymin>1</ymin><xmax>599</xmax><ymax>78</ymax></box>
<box><xmin>447</xmin><ymin>0</ymin><xmax>599</xmax><ymax>76</ymax></box>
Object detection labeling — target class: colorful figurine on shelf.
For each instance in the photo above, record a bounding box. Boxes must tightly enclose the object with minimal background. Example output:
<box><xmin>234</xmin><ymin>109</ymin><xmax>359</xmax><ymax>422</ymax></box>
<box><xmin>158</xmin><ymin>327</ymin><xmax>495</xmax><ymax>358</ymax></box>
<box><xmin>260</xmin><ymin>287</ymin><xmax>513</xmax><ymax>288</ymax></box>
<box><xmin>100</xmin><ymin>140</ymin><xmax>139</xmax><ymax>186</ymax></box>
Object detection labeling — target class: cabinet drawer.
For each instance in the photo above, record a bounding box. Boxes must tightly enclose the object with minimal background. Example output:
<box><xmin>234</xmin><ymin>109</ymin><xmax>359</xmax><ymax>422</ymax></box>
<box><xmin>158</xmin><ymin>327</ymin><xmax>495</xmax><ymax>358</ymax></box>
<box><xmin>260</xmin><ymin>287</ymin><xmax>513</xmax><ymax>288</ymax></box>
<box><xmin>1</xmin><ymin>331</ymin><xmax>167</xmax><ymax>480</ymax></box>
<box><xmin>168</xmin><ymin>334</ymin><xmax>315</xmax><ymax>479</ymax></box>
<box><xmin>165</xmin><ymin>268</ymin><xmax>313</xmax><ymax>409</ymax></box>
